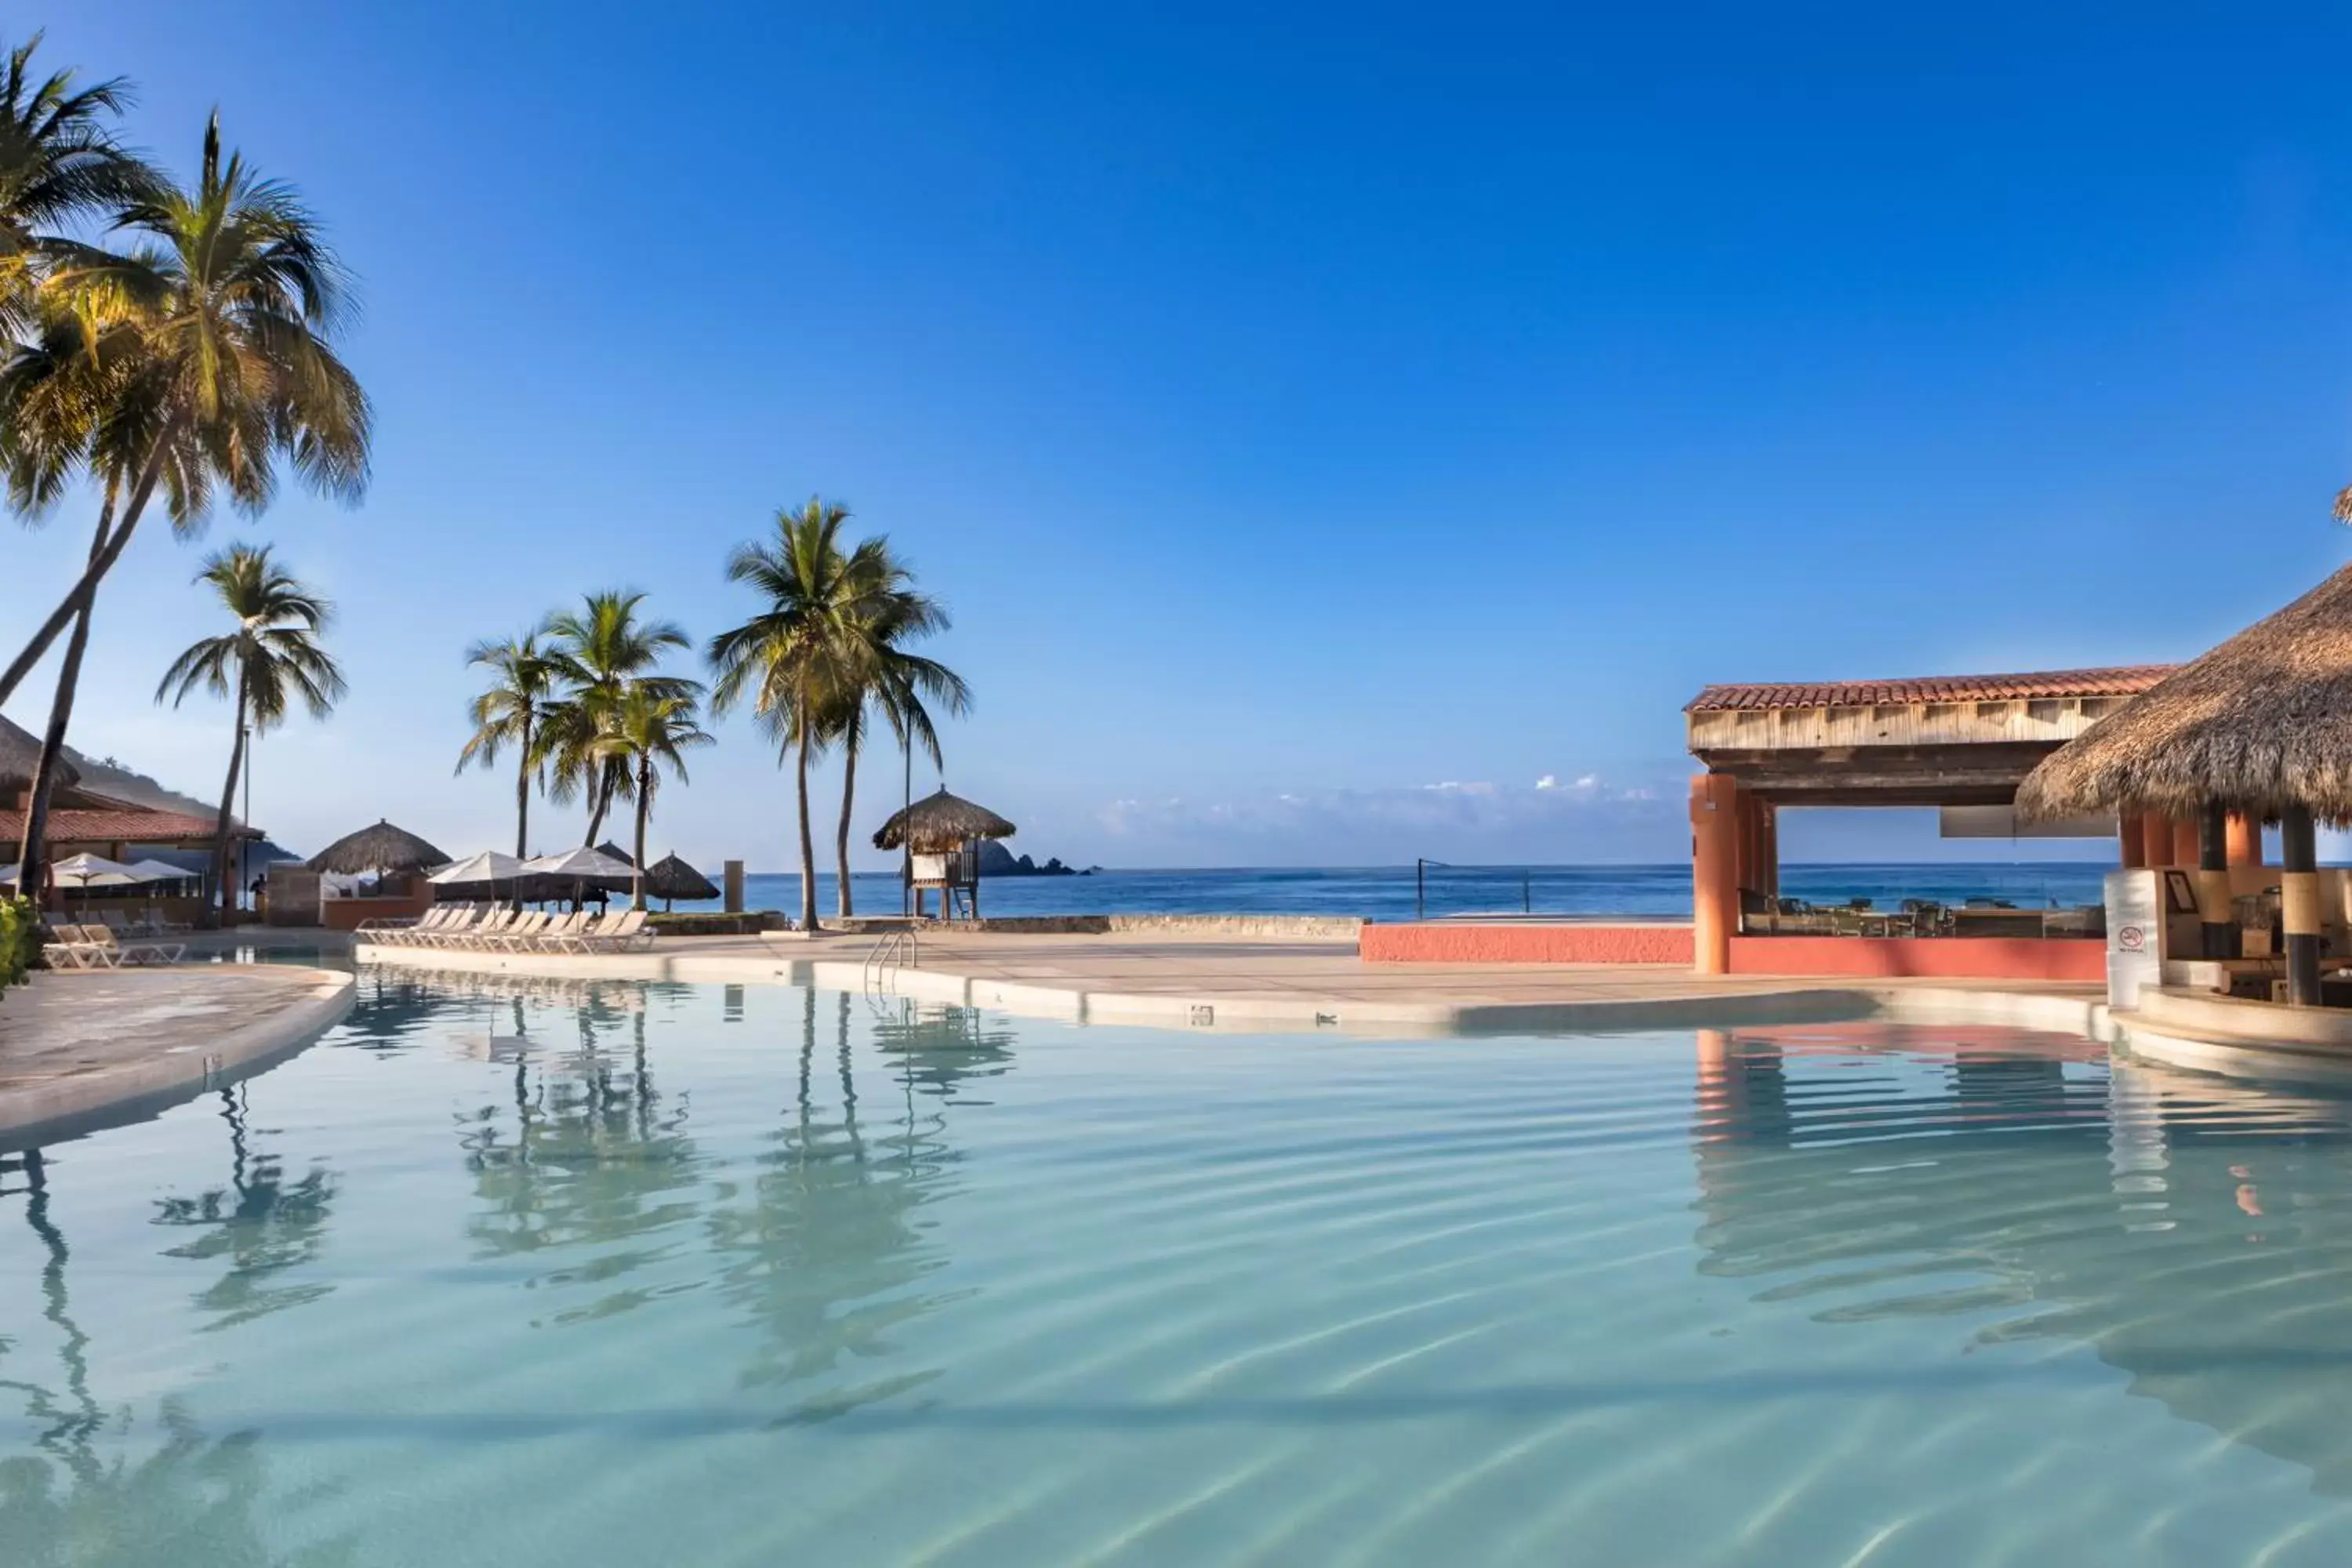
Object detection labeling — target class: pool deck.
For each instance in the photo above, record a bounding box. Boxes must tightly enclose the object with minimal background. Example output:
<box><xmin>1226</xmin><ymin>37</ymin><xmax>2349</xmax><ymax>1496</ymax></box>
<box><xmin>0</xmin><ymin>963</ymin><xmax>355</xmax><ymax>1147</ymax></box>
<box><xmin>358</xmin><ymin>927</ymin><xmax>2119</xmax><ymax>1039</ymax></box>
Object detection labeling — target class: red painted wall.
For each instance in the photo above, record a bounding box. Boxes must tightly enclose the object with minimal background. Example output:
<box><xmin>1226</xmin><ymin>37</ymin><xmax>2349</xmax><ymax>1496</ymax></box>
<box><xmin>1726</xmin><ymin>935</ymin><xmax>2106</xmax><ymax>982</ymax></box>
<box><xmin>1359</xmin><ymin>923</ymin><xmax>1695</xmax><ymax>965</ymax></box>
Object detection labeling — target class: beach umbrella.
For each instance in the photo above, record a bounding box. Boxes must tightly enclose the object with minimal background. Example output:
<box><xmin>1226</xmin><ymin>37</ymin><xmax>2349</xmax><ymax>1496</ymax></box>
<box><xmin>51</xmin><ymin>852</ymin><xmax>142</xmax><ymax>887</ymax></box>
<box><xmin>429</xmin><ymin>851</ymin><xmax>524</xmax><ymax>885</ymax></box>
<box><xmin>870</xmin><ymin>788</ymin><xmax>1018</xmax><ymax>854</ymax></box>
<box><xmin>122</xmin><ymin>858</ymin><xmax>199</xmax><ymax>887</ymax></box>
<box><xmin>521</xmin><ymin>846</ymin><xmax>635</xmax><ymax>902</ymax></box>
<box><xmin>307</xmin><ymin>819</ymin><xmax>450</xmax><ymax>876</ymax></box>
<box><xmin>642</xmin><ymin>853</ymin><xmax>718</xmax><ymax>911</ymax></box>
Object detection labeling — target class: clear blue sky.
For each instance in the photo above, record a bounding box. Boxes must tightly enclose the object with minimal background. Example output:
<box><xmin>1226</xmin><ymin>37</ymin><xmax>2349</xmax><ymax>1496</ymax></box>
<box><xmin>10</xmin><ymin>3</ymin><xmax>2352</xmax><ymax>869</ymax></box>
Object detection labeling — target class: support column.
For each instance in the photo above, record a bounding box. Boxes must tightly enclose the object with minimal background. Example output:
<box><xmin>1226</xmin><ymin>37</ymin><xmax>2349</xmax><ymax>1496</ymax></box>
<box><xmin>2226</xmin><ymin>812</ymin><xmax>2262</xmax><ymax>868</ymax></box>
<box><xmin>2118</xmin><ymin>812</ymin><xmax>2147</xmax><ymax>869</ymax></box>
<box><xmin>1690</xmin><ymin>773</ymin><xmax>1740</xmax><ymax>977</ymax></box>
<box><xmin>2142</xmin><ymin>811</ymin><xmax>2176</xmax><ymax>866</ymax></box>
<box><xmin>1735</xmin><ymin>793</ymin><xmax>1761</xmax><ymax>895</ymax></box>
<box><xmin>2171</xmin><ymin>817</ymin><xmax>2201</xmax><ymax>871</ymax></box>
<box><xmin>2282</xmin><ymin>804</ymin><xmax>2321</xmax><ymax>1007</ymax></box>
<box><xmin>1759</xmin><ymin>802</ymin><xmax>1780</xmax><ymax>898</ymax></box>
<box><xmin>2197</xmin><ymin>803</ymin><xmax>2236</xmax><ymax>960</ymax></box>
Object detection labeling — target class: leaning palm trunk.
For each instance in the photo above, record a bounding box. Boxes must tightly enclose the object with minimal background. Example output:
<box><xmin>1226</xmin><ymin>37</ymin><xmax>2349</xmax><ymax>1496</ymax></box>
<box><xmin>208</xmin><ymin>668</ymin><xmax>249</xmax><ymax>921</ymax></box>
<box><xmin>836</xmin><ymin>743</ymin><xmax>858</xmax><ymax>919</ymax></box>
<box><xmin>514</xmin><ymin>716</ymin><xmax>533</xmax><ymax>859</ymax></box>
<box><xmin>0</xmin><ymin>435</ymin><xmax>172</xmax><ymax>712</ymax></box>
<box><xmin>630</xmin><ymin>757</ymin><xmax>651</xmax><ymax>912</ymax></box>
<box><xmin>795</xmin><ymin>726</ymin><xmax>818</xmax><ymax>931</ymax></box>
<box><xmin>15</xmin><ymin>487</ymin><xmax>118</xmax><ymax>904</ymax></box>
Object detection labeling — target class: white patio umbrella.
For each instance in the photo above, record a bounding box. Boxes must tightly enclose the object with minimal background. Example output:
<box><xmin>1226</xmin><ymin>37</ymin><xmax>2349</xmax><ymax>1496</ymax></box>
<box><xmin>122</xmin><ymin>858</ymin><xmax>198</xmax><ymax>885</ymax></box>
<box><xmin>520</xmin><ymin>846</ymin><xmax>635</xmax><ymax>902</ymax></box>
<box><xmin>430</xmin><ymin>851</ymin><xmax>525</xmax><ymax>885</ymax></box>
<box><xmin>51</xmin><ymin>853</ymin><xmax>143</xmax><ymax>887</ymax></box>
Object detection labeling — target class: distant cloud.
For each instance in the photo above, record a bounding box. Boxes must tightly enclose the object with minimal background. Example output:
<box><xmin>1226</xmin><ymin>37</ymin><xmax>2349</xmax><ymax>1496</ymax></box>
<box><xmin>1534</xmin><ymin>774</ymin><xmax>1559</xmax><ymax>790</ymax></box>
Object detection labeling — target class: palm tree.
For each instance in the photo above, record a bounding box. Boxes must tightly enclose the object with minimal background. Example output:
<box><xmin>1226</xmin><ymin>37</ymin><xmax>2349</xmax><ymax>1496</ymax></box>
<box><xmin>154</xmin><ymin>546</ymin><xmax>343</xmax><ymax>917</ymax></box>
<box><xmin>540</xmin><ymin>591</ymin><xmax>692</xmax><ymax>847</ymax></box>
<box><xmin>825</xmin><ymin>551</ymin><xmax>969</xmax><ymax>918</ymax></box>
<box><xmin>0</xmin><ymin>110</ymin><xmax>370</xmax><ymax>716</ymax></box>
<box><xmin>590</xmin><ymin>685</ymin><xmax>713</xmax><ymax>909</ymax></box>
<box><xmin>456</xmin><ymin>633</ymin><xmax>555</xmax><ymax>858</ymax></box>
<box><xmin>0</xmin><ymin>34</ymin><xmax>155</xmax><ymax>905</ymax></box>
<box><xmin>707</xmin><ymin>499</ymin><xmax>874</xmax><ymax>932</ymax></box>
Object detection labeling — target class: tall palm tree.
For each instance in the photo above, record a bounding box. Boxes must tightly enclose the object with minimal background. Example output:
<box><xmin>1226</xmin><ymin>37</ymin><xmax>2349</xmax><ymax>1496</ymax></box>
<box><xmin>707</xmin><ymin>499</ymin><xmax>874</xmax><ymax>932</ymax></box>
<box><xmin>0</xmin><ymin>34</ymin><xmax>154</xmax><ymax>905</ymax></box>
<box><xmin>155</xmin><ymin>546</ymin><xmax>343</xmax><ymax>917</ymax></box>
<box><xmin>0</xmin><ymin>110</ymin><xmax>370</xmax><ymax>716</ymax></box>
<box><xmin>825</xmin><ymin>551</ymin><xmax>969</xmax><ymax>918</ymax></box>
<box><xmin>540</xmin><ymin>591</ymin><xmax>692</xmax><ymax>847</ymax></box>
<box><xmin>455</xmin><ymin>633</ymin><xmax>555</xmax><ymax>858</ymax></box>
<box><xmin>590</xmin><ymin>685</ymin><xmax>713</xmax><ymax>909</ymax></box>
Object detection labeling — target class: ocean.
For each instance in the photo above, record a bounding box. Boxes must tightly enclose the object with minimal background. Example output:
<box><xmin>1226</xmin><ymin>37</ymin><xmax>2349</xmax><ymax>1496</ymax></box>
<box><xmin>714</xmin><ymin>862</ymin><xmax>2116</xmax><ymax>922</ymax></box>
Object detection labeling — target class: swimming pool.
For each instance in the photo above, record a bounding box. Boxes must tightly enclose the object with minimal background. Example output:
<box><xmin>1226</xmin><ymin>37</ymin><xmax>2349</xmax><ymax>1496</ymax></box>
<box><xmin>3</xmin><ymin>976</ymin><xmax>2350</xmax><ymax>1564</ymax></box>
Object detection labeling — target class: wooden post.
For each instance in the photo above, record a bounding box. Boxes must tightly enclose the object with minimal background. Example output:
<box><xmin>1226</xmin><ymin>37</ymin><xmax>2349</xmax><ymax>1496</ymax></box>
<box><xmin>2226</xmin><ymin>812</ymin><xmax>2262</xmax><ymax>868</ymax></box>
<box><xmin>2197</xmin><ymin>803</ymin><xmax>2235</xmax><ymax>960</ymax></box>
<box><xmin>2282</xmin><ymin>804</ymin><xmax>2321</xmax><ymax>1007</ymax></box>
<box><xmin>2118</xmin><ymin>812</ymin><xmax>2146</xmax><ymax>869</ymax></box>
<box><xmin>2170</xmin><ymin>817</ymin><xmax>2201</xmax><ymax>871</ymax></box>
<box><xmin>723</xmin><ymin>859</ymin><xmax>744</xmax><ymax>915</ymax></box>
<box><xmin>1691</xmin><ymin>773</ymin><xmax>1740</xmax><ymax>976</ymax></box>
<box><xmin>1759</xmin><ymin>802</ymin><xmax>1779</xmax><ymax>898</ymax></box>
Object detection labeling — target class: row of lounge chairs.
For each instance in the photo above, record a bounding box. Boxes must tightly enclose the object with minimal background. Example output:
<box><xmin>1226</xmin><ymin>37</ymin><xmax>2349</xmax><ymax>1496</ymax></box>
<box><xmin>367</xmin><ymin>905</ymin><xmax>655</xmax><ymax>954</ymax></box>
<box><xmin>42</xmin><ymin>923</ymin><xmax>188</xmax><ymax>968</ymax></box>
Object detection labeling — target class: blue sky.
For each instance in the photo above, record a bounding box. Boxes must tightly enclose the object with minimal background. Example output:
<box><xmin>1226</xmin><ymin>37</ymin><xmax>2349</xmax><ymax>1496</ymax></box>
<box><xmin>9</xmin><ymin>3</ymin><xmax>2352</xmax><ymax>869</ymax></box>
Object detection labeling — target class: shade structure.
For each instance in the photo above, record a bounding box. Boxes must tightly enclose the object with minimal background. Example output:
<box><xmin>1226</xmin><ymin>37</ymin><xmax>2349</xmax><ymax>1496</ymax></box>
<box><xmin>430</xmin><ymin>851</ymin><xmax>525</xmax><ymax>886</ymax></box>
<box><xmin>121</xmin><ymin>858</ymin><xmax>200</xmax><ymax>885</ymax></box>
<box><xmin>593</xmin><ymin>840</ymin><xmax>635</xmax><ymax>868</ymax></box>
<box><xmin>50</xmin><ymin>852</ymin><xmax>142</xmax><ymax>887</ymax></box>
<box><xmin>307</xmin><ymin>819</ymin><xmax>450</xmax><ymax>875</ymax></box>
<box><xmin>0</xmin><ymin>711</ymin><xmax>75</xmax><ymax>793</ymax></box>
<box><xmin>870</xmin><ymin>788</ymin><xmax>1017</xmax><ymax>854</ymax></box>
<box><xmin>2018</xmin><ymin>561</ymin><xmax>2352</xmax><ymax>822</ymax></box>
<box><xmin>642</xmin><ymin>853</ymin><xmax>718</xmax><ymax>904</ymax></box>
<box><xmin>521</xmin><ymin>846</ymin><xmax>635</xmax><ymax>891</ymax></box>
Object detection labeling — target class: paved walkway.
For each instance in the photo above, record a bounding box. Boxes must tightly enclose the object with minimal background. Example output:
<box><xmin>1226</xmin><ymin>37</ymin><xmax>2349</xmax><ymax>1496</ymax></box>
<box><xmin>0</xmin><ymin>964</ymin><xmax>354</xmax><ymax>1144</ymax></box>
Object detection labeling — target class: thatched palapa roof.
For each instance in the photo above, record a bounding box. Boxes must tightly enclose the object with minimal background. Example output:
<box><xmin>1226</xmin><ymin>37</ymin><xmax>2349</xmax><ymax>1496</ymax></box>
<box><xmin>594</xmin><ymin>840</ymin><xmax>635</xmax><ymax>867</ymax></box>
<box><xmin>307</xmin><ymin>819</ymin><xmax>450</xmax><ymax>874</ymax></box>
<box><xmin>644</xmin><ymin>853</ymin><xmax>718</xmax><ymax>902</ymax></box>
<box><xmin>2018</xmin><ymin>562</ymin><xmax>2352</xmax><ymax>822</ymax></box>
<box><xmin>872</xmin><ymin>788</ymin><xmax>1017</xmax><ymax>853</ymax></box>
<box><xmin>0</xmin><ymin>713</ymin><xmax>77</xmax><ymax>793</ymax></box>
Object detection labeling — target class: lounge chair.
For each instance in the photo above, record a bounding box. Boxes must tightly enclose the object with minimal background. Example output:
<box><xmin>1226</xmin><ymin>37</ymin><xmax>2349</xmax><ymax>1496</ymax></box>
<box><xmin>386</xmin><ymin>906</ymin><xmax>463</xmax><ymax>947</ymax></box>
<box><xmin>67</xmin><ymin>923</ymin><xmax>185</xmax><ymax>966</ymax></box>
<box><xmin>577</xmin><ymin>909</ymin><xmax>653</xmax><ymax>953</ymax></box>
<box><xmin>450</xmin><ymin>909</ymin><xmax>518</xmax><ymax>950</ymax></box>
<box><xmin>488</xmin><ymin>911</ymin><xmax>550</xmax><ymax>952</ymax></box>
<box><xmin>523</xmin><ymin>910</ymin><xmax>592</xmax><ymax>951</ymax></box>
<box><xmin>418</xmin><ymin>907</ymin><xmax>488</xmax><ymax>948</ymax></box>
<box><xmin>546</xmin><ymin>909</ymin><xmax>625</xmax><ymax>953</ymax></box>
<box><xmin>41</xmin><ymin>924</ymin><xmax>112</xmax><ymax>969</ymax></box>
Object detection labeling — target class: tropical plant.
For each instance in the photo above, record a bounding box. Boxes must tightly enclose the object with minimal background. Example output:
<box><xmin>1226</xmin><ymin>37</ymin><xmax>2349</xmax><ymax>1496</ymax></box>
<box><xmin>0</xmin><ymin>109</ymin><xmax>371</xmax><ymax>715</ymax></box>
<box><xmin>822</xmin><ymin>547</ymin><xmax>968</xmax><ymax>917</ymax></box>
<box><xmin>0</xmin><ymin>34</ymin><xmax>156</xmax><ymax>905</ymax></box>
<box><xmin>154</xmin><ymin>545</ymin><xmax>343</xmax><ymax>916</ymax></box>
<box><xmin>706</xmin><ymin>499</ymin><xmax>876</xmax><ymax>931</ymax></box>
<box><xmin>0</xmin><ymin>895</ymin><xmax>36</xmax><ymax>988</ymax></box>
<box><xmin>539</xmin><ymin>590</ymin><xmax>692</xmax><ymax>847</ymax></box>
<box><xmin>589</xmin><ymin>685</ymin><xmax>713</xmax><ymax>909</ymax></box>
<box><xmin>456</xmin><ymin>632</ymin><xmax>556</xmax><ymax>858</ymax></box>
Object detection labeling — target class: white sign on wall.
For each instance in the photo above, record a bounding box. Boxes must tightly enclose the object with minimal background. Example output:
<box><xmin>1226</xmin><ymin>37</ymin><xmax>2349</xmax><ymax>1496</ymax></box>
<box><xmin>2105</xmin><ymin>868</ymin><xmax>2161</xmax><ymax>1009</ymax></box>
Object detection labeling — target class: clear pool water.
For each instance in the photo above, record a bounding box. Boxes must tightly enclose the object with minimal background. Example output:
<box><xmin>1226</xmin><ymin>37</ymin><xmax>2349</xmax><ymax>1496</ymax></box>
<box><xmin>5</xmin><ymin>978</ymin><xmax>2352</xmax><ymax>1564</ymax></box>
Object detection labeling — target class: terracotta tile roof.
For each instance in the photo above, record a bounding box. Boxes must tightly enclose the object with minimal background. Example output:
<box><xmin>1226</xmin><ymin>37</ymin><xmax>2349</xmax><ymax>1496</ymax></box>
<box><xmin>1686</xmin><ymin>664</ymin><xmax>2176</xmax><ymax>713</ymax></box>
<box><xmin>0</xmin><ymin>801</ymin><xmax>258</xmax><ymax>845</ymax></box>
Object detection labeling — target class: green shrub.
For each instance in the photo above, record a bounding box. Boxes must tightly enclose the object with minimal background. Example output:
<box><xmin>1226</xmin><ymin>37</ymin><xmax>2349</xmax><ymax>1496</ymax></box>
<box><xmin>0</xmin><ymin>897</ymin><xmax>36</xmax><ymax>990</ymax></box>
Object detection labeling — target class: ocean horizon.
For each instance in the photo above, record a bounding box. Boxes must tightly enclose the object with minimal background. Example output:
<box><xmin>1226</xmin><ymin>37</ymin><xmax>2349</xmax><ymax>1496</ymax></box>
<box><xmin>705</xmin><ymin>861</ymin><xmax>2120</xmax><ymax>922</ymax></box>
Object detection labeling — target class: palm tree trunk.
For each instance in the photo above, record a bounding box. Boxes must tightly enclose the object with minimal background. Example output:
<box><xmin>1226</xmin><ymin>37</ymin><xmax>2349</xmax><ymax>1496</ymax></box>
<box><xmin>837</xmin><ymin>743</ymin><xmax>858</xmax><ymax>919</ymax></box>
<box><xmin>514</xmin><ymin>715</ymin><xmax>532</xmax><ymax>859</ymax></box>
<box><xmin>631</xmin><ymin>759</ymin><xmax>650</xmax><ymax>912</ymax></box>
<box><xmin>0</xmin><ymin>436</ymin><xmax>171</xmax><ymax>712</ymax></box>
<box><xmin>796</xmin><ymin>727</ymin><xmax>818</xmax><ymax>931</ymax></box>
<box><xmin>208</xmin><ymin>669</ymin><xmax>250</xmax><ymax>924</ymax></box>
<box><xmin>16</xmin><ymin>488</ymin><xmax>118</xmax><ymax>909</ymax></box>
<box><xmin>583</xmin><ymin>771</ymin><xmax>612</xmax><ymax>848</ymax></box>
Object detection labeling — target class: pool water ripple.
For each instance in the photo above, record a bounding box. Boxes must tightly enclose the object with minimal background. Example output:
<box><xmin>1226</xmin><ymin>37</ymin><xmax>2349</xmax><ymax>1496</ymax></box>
<box><xmin>13</xmin><ymin>987</ymin><xmax>2352</xmax><ymax>1562</ymax></box>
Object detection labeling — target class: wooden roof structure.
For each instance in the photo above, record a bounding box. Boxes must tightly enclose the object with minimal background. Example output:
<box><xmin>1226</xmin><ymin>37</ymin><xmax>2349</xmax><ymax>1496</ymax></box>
<box><xmin>1687</xmin><ymin>664</ymin><xmax>2172</xmax><ymax>808</ymax></box>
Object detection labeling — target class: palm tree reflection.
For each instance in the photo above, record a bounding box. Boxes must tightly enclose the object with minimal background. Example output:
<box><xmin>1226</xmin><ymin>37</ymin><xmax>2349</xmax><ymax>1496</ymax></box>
<box><xmin>149</xmin><ymin>1087</ymin><xmax>338</xmax><ymax>1332</ymax></box>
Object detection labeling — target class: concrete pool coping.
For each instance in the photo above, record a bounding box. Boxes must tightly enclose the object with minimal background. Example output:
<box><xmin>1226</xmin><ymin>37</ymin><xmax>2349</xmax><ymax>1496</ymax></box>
<box><xmin>354</xmin><ymin>930</ymin><xmax>2122</xmax><ymax>1042</ymax></box>
<box><xmin>0</xmin><ymin>964</ymin><xmax>356</xmax><ymax>1148</ymax></box>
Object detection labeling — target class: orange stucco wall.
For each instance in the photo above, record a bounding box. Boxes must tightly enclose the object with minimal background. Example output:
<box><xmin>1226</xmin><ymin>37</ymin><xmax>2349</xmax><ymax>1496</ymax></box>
<box><xmin>1725</xmin><ymin>935</ymin><xmax>2106</xmax><ymax>982</ymax></box>
<box><xmin>1360</xmin><ymin>923</ymin><xmax>1695</xmax><ymax>965</ymax></box>
<box><xmin>322</xmin><ymin>887</ymin><xmax>434</xmax><ymax>931</ymax></box>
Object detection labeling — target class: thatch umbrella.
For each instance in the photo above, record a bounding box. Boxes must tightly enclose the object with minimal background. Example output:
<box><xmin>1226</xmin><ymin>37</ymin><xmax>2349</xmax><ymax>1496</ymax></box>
<box><xmin>307</xmin><ymin>819</ymin><xmax>450</xmax><ymax>876</ymax></box>
<box><xmin>642</xmin><ymin>852</ymin><xmax>718</xmax><ymax>911</ymax></box>
<box><xmin>871</xmin><ymin>788</ymin><xmax>1017</xmax><ymax>854</ymax></box>
<box><xmin>2017</xmin><ymin>561</ymin><xmax>2352</xmax><ymax>1005</ymax></box>
<box><xmin>594</xmin><ymin>840</ymin><xmax>635</xmax><ymax>867</ymax></box>
<box><xmin>0</xmin><ymin>711</ymin><xmax>75</xmax><ymax>793</ymax></box>
<box><xmin>2016</xmin><ymin>563</ymin><xmax>2352</xmax><ymax>823</ymax></box>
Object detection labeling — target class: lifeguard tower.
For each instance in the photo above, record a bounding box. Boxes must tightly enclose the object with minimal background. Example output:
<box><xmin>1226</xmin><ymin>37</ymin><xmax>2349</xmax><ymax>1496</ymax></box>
<box><xmin>872</xmin><ymin>788</ymin><xmax>1018</xmax><ymax>921</ymax></box>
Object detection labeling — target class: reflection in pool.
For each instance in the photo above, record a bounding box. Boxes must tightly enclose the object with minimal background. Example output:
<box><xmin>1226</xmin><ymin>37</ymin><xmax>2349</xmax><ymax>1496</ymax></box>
<box><xmin>5</xmin><ymin>984</ymin><xmax>2352</xmax><ymax>1563</ymax></box>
